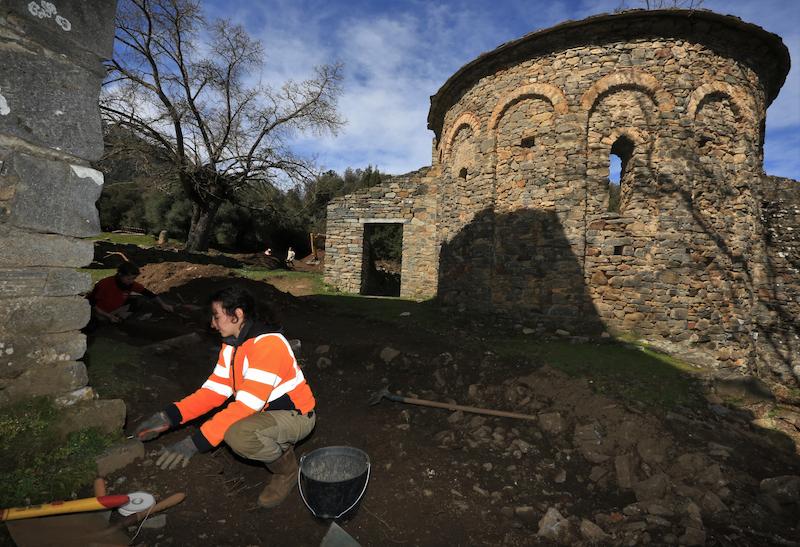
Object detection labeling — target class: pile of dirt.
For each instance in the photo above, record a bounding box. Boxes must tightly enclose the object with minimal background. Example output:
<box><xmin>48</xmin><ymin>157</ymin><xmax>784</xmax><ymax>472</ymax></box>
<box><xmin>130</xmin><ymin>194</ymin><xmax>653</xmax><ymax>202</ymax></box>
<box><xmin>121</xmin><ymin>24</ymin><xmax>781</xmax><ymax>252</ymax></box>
<box><xmin>137</xmin><ymin>262</ymin><xmax>236</xmax><ymax>293</ymax></box>
<box><xmin>92</xmin><ymin>241</ymin><xmax>246</xmax><ymax>269</ymax></box>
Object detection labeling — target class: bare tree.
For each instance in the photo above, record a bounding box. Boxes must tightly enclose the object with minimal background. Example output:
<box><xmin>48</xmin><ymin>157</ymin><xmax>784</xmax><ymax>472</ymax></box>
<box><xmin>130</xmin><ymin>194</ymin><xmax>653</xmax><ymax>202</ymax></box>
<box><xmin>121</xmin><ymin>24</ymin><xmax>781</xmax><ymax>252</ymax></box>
<box><xmin>102</xmin><ymin>0</ymin><xmax>343</xmax><ymax>251</ymax></box>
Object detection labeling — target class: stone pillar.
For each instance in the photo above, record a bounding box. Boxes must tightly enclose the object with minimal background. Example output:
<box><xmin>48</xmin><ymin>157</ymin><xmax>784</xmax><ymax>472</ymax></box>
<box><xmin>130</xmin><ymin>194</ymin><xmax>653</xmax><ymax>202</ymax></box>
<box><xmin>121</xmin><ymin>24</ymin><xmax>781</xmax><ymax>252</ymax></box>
<box><xmin>0</xmin><ymin>1</ymin><xmax>125</xmax><ymax>430</ymax></box>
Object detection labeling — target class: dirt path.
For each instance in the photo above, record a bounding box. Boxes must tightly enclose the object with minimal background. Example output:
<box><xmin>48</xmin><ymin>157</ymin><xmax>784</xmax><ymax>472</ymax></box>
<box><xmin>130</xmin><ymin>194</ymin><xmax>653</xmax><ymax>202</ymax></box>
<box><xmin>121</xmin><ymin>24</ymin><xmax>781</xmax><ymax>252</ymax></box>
<box><xmin>54</xmin><ymin>266</ymin><xmax>800</xmax><ymax>546</ymax></box>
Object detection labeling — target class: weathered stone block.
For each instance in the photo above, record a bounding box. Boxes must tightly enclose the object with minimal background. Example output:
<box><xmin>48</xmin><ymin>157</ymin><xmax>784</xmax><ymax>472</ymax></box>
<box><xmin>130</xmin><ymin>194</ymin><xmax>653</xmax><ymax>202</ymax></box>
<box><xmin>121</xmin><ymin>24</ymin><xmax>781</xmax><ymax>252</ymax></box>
<box><xmin>0</xmin><ymin>151</ymin><xmax>103</xmax><ymax>236</ymax></box>
<box><xmin>0</xmin><ymin>46</ymin><xmax>105</xmax><ymax>160</ymax></box>
<box><xmin>2</xmin><ymin>0</ymin><xmax>117</xmax><ymax>62</ymax></box>
<box><xmin>0</xmin><ymin>331</ymin><xmax>86</xmax><ymax>378</ymax></box>
<box><xmin>55</xmin><ymin>398</ymin><xmax>127</xmax><ymax>437</ymax></box>
<box><xmin>0</xmin><ymin>296</ymin><xmax>90</xmax><ymax>335</ymax></box>
<box><xmin>0</xmin><ymin>268</ymin><xmax>91</xmax><ymax>298</ymax></box>
<box><xmin>0</xmin><ymin>360</ymin><xmax>87</xmax><ymax>406</ymax></box>
<box><xmin>96</xmin><ymin>439</ymin><xmax>145</xmax><ymax>477</ymax></box>
<box><xmin>0</xmin><ymin>224</ymin><xmax>93</xmax><ymax>267</ymax></box>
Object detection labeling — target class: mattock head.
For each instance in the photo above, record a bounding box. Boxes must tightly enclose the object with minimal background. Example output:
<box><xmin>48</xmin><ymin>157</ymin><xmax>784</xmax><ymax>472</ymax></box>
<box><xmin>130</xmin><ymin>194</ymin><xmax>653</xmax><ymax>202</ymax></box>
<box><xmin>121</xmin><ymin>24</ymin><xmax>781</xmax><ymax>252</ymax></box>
<box><xmin>368</xmin><ymin>387</ymin><xmax>391</xmax><ymax>406</ymax></box>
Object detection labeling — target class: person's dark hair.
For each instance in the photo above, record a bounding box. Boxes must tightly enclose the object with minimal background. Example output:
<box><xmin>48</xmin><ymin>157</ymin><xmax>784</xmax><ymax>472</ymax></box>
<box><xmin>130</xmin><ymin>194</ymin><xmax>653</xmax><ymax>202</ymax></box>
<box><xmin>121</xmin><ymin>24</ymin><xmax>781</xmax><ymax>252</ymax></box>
<box><xmin>210</xmin><ymin>285</ymin><xmax>280</xmax><ymax>329</ymax></box>
<box><xmin>210</xmin><ymin>286</ymin><xmax>255</xmax><ymax>319</ymax></box>
<box><xmin>117</xmin><ymin>262</ymin><xmax>141</xmax><ymax>276</ymax></box>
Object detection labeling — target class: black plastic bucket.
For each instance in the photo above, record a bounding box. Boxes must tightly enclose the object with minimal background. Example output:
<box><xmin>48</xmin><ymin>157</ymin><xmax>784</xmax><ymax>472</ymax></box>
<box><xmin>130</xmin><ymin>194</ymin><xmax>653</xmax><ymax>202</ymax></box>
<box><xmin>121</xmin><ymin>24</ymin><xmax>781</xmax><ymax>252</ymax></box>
<box><xmin>298</xmin><ymin>446</ymin><xmax>371</xmax><ymax>519</ymax></box>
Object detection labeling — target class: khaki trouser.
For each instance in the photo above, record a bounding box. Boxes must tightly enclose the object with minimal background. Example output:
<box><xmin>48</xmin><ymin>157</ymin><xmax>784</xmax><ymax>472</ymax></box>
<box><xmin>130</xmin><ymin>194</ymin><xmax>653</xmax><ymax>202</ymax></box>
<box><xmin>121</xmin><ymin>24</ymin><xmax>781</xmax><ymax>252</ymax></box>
<box><xmin>224</xmin><ymin>410</ymin><xmax>316</xmax><ymax>463</ymax></box>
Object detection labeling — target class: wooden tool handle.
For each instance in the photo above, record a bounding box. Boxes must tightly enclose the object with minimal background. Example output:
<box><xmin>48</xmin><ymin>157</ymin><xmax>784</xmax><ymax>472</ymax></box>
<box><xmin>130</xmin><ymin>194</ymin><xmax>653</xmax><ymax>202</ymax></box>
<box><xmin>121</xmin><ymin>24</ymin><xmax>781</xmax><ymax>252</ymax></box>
<box><xmin>115</xmin><ymin>493</ymin><xmax>186</xmax><ymax>528</ymax></box>
<box><xmin>398</xmin><ymin>395</ymin><xmax>539</xmax><ymax>421</ymax></box>
<box><xmin>94</xmin><ymin>477</ymin><xmax>107</xmax><ymax>497</ymax></box>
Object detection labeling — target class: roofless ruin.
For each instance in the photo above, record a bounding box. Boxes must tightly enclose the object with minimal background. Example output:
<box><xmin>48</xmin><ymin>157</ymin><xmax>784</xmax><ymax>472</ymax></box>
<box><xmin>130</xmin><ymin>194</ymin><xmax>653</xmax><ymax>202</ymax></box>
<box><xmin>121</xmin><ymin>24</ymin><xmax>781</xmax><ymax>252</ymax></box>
<box><xmin>325</xmin><ymin>9</ymin><xmax>799</xmax><ymax>386</ymax></box>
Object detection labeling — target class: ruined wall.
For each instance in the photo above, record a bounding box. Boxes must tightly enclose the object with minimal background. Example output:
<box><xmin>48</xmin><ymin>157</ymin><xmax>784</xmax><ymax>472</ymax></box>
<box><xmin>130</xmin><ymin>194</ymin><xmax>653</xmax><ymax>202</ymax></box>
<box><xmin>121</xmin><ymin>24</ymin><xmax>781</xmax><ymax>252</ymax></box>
<box><xmin>754</xmin><ymin>176</ymin><xmax>800</xmax><ymax>384</ymax></box>
<box><xmin>0</xmin><ymin>1</ymin><xmax>125</xmax><ymax>428</ymax></box>
<box><xmin>325</xmin><ymin>170</ymin><xmax>438</xmax><ymax>299</ymax></box>
<box><xmin>324</xmin><ymin>10</ymin><xmax>796</xmax><ymax>383</ymax></box>
<box><xmin>428</xmin><ymin>11</ymin><xmax>792</xmax><ymax>379</ymax></box>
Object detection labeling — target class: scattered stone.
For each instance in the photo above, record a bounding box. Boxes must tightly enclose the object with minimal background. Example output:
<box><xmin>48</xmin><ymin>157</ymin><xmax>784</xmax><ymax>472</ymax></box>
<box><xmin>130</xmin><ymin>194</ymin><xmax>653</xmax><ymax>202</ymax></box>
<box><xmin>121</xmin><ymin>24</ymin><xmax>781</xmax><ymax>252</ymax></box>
<box><xmin>57</xmin><ymin>399</ymin><xmax>126</xmax><ymax>438</ymax></box>
<box><xmin>646</xmin><ymin>503</ymin><xmax>673</xmax><ymax>517</ymax></box>
<box><xmin>140</xmin><ymin>514</ymin><xmax>167</xmax><ymax>529</ymax></box>
<box><xmin>615</xmin><ymin>454</ymin><xmax>636</xmax><ymax>489</ymax></box>
<box><xmin>555</xmin><ymin>329</ymin><xmax>570</xmax><ymax>337</ymax></box>
<box><xmin>700</xmin><ymin>491</ymin><xmax>728</xmax><ymax>516</ymax></box>
<box><xmin>579</xmin><ymin>519</ymin><xmax>609</xmax><ymax>542</ymax></box>
<box><xmin>314</xmin><ymin>345</ymin><xmax>330</xmax><ymax>354</ymax></box>
<box><xmin>316</xmin><ymin>357</ymin><xmax>332</xmax><ymax>369</ymax></box>
<box><xmin>636</xmin><ymin>437</ymin><xmax>668</xmax><ymax>465</ymax></box>
<box><xmin>679</xmin><ymin>526</ymin><xmax>706</xmax><ymax>546</ymax></box>
<box><xmin>537</xmin><ymin>507</ymin><xmax>571</xmax><ymax>543</ymax></box>
<box><xmin>589</xmin><ymin>465</ymin><xmax>609</xmax><ymax>483</ymax></box>
<box><xmin>760</xmin><ymin>475</ymin><xmax>800</xmax><ymax>503</ymax></box>
<box><xmin>573</xmin><ymin>423</ymin><xmax>610</xmax><ymax>463</ymax></box>
<box><xmin>539</xmin><ymin>412</ymin><xmax>565</xmax><ymax>435</ymax></box>
<box><xmin>399</xmin><ymin>312</ymin><xmax>411</xmax><ymax>317</ymax></box>
<box><xmin>645</xmin><ymin>515</ymin><xmax>671</xmax><ymax>528</ymax></box>
<box><xmin>554</xmin><ymin>469</ymin><xmax>567</xmax><ymax>483</ymax></box>
<box><xmin>633</xmin><ymin>473</ymin><xmax>669</xmax><ymax>502</ymax></box>
<box><xmin>447</xmin><ymin>410</ymin><xmax>464</xmax><ymax>424</ymax></box>
<box><xmin>514</xmin><ymin>506</ymin><xmax>538</xmax><ymax>526</ymax></box>
<box><xmin>379</xmin><ymin>347</ymin><xmax>401</xmax><ymax>364</ymax></box>
<box><xmin>522</xmin><ymin>328</ymin><xmax>536</xmax><ymax>335</ymax></box>
<box><xmin>96</xmin><ymin>439</ymin><xmax>145</xmax><ymax>477</ymax></box>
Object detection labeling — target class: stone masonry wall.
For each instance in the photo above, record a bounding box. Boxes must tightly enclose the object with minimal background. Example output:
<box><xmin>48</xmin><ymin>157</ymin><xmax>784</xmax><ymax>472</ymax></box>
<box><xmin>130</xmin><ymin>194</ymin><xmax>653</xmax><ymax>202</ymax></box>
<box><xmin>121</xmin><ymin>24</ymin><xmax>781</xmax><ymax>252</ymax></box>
<box><xmin>430</xmin><ymin>11</ymin><xmax>793</xmax><ymax>381</ymax></box>
<box><xmin>754</xmin><ymin>176</ymin><xmax>800</xmax><ymax>384</ymax></box>
<box><xmin>325</xmin><ymin>169</ymin><xmax>438</xmax><ymax>299</ymax></box>
<box><xmin>325</xmin><ymin>10</ymin><xmax>796</xmax><ymax>384</ymax></box>
<box><xmin>0</xmin><ymin>1</ymin><xmax>125</xmax><ymax>429</ymax></box>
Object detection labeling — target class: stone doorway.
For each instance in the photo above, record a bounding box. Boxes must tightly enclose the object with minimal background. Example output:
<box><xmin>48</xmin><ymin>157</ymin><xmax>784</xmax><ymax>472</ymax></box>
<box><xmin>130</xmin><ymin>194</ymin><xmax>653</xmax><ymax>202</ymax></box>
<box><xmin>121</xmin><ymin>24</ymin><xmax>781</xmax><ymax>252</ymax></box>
<box><xmin>360</xmin><ymin>222</ymin><xmax>403</xmax><ymax>297</ymax></box>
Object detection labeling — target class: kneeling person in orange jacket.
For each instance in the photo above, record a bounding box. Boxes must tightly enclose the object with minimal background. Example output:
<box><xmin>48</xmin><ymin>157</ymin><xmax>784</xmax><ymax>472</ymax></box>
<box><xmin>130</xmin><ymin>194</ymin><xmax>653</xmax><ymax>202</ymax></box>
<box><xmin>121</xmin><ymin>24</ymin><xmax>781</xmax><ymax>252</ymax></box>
<box><xmin>134</xmin><ymin>286</ymin><xmax>316</xmax><ymax>508</ymax></box>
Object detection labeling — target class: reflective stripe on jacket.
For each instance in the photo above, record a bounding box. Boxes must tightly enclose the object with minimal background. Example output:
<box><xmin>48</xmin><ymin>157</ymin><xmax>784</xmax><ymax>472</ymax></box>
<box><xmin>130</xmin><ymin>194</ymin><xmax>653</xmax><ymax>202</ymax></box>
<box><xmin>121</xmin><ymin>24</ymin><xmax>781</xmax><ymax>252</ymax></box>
<box><xmin>171</xmin><ymin>325</ymin><xmax>315</xmax><ymax>449</ymax></box>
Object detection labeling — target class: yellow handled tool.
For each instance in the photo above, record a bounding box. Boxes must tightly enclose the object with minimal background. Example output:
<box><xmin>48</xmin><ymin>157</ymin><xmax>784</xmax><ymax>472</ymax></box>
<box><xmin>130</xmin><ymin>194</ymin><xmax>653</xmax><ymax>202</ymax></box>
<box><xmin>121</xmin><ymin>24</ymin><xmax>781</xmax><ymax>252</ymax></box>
<box><xmin>0</xmin><ymin>495</ymin><xmax>129</xmax><ymax>521</ymax></box>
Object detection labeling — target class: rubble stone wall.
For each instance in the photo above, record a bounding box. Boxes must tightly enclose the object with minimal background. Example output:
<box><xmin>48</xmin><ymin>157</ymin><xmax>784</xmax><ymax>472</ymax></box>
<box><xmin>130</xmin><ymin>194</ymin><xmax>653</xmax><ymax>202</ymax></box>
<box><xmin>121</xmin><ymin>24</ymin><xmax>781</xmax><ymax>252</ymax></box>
<box><xmin>325</xmin><ymin>10</ymin><xmax>797</xmax><ymax>384</ymax></box>
<box><xmin>0</xmin><ymin>1</ymin><xmax>125</xmax><ymax>427</ymax></box>
<box><xmin>324</xmin><ymin>170</ymin><xmax>439</xmax><ymax>299</ymax></box>
<box><xmin>428</xmin><ymin>10</ymin><xmax>795</xmax><ymax>381</ymax></box>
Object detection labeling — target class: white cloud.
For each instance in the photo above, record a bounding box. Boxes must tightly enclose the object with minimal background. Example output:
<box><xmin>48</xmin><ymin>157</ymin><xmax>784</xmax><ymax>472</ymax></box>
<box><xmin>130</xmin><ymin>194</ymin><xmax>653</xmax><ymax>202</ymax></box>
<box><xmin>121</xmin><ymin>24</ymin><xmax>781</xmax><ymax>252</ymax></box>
<box><xmin>193</xmin><ymin>0</ymin><xmax>800</xmax><ymax>179</ymax></box>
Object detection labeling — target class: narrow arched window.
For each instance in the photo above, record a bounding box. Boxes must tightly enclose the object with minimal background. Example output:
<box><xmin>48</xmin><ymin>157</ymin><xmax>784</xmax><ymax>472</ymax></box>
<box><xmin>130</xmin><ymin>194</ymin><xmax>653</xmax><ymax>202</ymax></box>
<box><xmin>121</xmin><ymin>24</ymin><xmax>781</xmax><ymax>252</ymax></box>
<box><xmin>608</xmin><ymin>136</ymin><xmax>634</xmax><ymax>213</ymax></box>
<box><xmin>458</xmin><ymin>167</ymin><xmax>468</xmax><ymax>180</ymax></box>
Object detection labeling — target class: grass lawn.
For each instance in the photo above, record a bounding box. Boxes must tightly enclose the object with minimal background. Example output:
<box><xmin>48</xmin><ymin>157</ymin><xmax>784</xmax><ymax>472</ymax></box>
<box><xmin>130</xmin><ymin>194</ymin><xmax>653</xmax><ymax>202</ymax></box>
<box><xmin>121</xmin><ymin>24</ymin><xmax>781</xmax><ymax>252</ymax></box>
<box><xmin>80</xmin><ymin>268</ymin><xmax>116</xmax><ymax>283</ymax></box>
<box><xmin>489</xmin><ymin>336</ymin><xmax>704</xmax><ymax>410</ymax></box>
<box><xmin>89</xmin><ymin>231</ymin><xmax>158</xmax><ymax>246</ymax></box>
<box><xmin>310</xmin><ymin>288</ymin><xmax>704</xmax><ymax>411</ymax></box>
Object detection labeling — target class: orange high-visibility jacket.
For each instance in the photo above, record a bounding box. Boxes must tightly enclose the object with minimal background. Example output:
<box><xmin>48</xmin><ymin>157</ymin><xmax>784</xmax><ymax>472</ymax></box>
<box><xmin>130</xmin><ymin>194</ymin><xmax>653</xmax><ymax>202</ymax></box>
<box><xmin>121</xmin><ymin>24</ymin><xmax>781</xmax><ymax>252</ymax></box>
<box><xmin>165</xmin><ymin>323</ymin><xmax>315</xmax><ymax>451</ymax></box>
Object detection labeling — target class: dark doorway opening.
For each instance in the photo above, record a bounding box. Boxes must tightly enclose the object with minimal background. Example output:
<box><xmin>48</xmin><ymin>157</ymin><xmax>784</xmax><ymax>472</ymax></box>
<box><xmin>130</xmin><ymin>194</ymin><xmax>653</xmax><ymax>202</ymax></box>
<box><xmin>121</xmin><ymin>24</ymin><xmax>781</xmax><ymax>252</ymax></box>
<box><xmin>361</xmin><ymin>223</ymin><xmax>403</xmax><ymax>296</ymax></box>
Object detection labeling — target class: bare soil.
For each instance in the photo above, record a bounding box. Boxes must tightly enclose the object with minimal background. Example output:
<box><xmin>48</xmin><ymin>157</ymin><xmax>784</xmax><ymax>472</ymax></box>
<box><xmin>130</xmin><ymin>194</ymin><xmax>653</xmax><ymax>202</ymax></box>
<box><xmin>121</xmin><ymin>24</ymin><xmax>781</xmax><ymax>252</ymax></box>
<box><xmin>8</xmin><ymin>250</ymin><xmax>800</xmax><ymax>546</ymax></box>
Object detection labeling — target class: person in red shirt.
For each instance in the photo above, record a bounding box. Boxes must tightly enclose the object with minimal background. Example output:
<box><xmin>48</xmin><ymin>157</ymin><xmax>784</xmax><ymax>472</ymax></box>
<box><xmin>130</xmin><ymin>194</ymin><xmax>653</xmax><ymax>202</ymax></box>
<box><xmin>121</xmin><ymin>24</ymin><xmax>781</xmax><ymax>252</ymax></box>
<box><xmin>87</xmin><ymin>262</ymin><xmax>173</xmax><ymax>323</ymax></box>
<box><xmin>133</xmin><ymin>286</ymin><xmax>316</xmax><ymax>508</ymax></box>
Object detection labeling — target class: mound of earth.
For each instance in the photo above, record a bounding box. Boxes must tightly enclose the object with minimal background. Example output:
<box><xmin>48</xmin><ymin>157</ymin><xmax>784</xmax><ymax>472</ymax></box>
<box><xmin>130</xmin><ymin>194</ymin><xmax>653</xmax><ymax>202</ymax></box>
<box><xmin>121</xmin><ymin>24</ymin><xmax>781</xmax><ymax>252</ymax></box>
<box><xmin>93</xmin><ymin>240</ymin><xmax>246</xmax><ymax>269</ymax></box>
<box><xmin>137</xmin><ymin>262</ymin><xmax>236</xmax><ymax>293</ymax></box>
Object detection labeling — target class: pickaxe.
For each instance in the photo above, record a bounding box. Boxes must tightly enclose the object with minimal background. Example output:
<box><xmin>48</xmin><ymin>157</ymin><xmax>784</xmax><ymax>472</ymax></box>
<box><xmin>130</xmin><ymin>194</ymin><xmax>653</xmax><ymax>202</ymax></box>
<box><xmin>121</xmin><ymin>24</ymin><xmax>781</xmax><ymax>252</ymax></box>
<box><xmin>369</xmin><ymin>388</ymin><xmax>538</xmax><ymax>422</ymax></box>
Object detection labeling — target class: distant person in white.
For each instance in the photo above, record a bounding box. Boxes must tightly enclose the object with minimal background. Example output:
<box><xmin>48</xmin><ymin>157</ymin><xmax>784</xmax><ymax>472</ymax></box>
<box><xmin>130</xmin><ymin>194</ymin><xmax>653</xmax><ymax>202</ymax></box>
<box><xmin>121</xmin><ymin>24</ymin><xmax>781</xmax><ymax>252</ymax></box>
<box><xmin>286</xmin><ymin>247</ymin><xmax>295</xmax><ymax>268</ymax></box>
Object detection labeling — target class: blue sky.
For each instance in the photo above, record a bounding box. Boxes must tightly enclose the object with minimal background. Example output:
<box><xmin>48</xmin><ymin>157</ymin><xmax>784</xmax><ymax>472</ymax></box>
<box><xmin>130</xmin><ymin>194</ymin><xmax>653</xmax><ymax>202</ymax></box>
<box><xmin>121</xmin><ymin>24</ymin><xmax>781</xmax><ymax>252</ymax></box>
<box><xmin>202</xmin><ymin>0</ymin><xmax>800</xmax><ymax>179</ymax></box>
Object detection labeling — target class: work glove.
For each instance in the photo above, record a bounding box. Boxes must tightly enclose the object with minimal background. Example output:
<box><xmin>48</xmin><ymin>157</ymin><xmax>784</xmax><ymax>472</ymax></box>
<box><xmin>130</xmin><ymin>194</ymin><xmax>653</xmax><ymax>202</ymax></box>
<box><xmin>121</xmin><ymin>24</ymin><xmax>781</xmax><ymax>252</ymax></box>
<box><xmin>156</xmin><ymin>437</ymin><xmax>198</xmax><ymax>470</ymax></box>
<box><xmin>134</xmin><ymin>411</ymin><xmax>171</xmax><ymax>441</ymax></box>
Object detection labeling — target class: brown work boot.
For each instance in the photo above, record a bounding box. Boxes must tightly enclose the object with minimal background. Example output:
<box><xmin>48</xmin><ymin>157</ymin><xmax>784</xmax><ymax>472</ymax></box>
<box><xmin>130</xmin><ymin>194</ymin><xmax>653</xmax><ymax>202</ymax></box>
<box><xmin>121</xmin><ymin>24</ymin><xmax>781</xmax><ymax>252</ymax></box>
<box><xmin>258</xmin><ymin>447</ymin><xmax>298</xmax><ymax>508</ymax></box>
